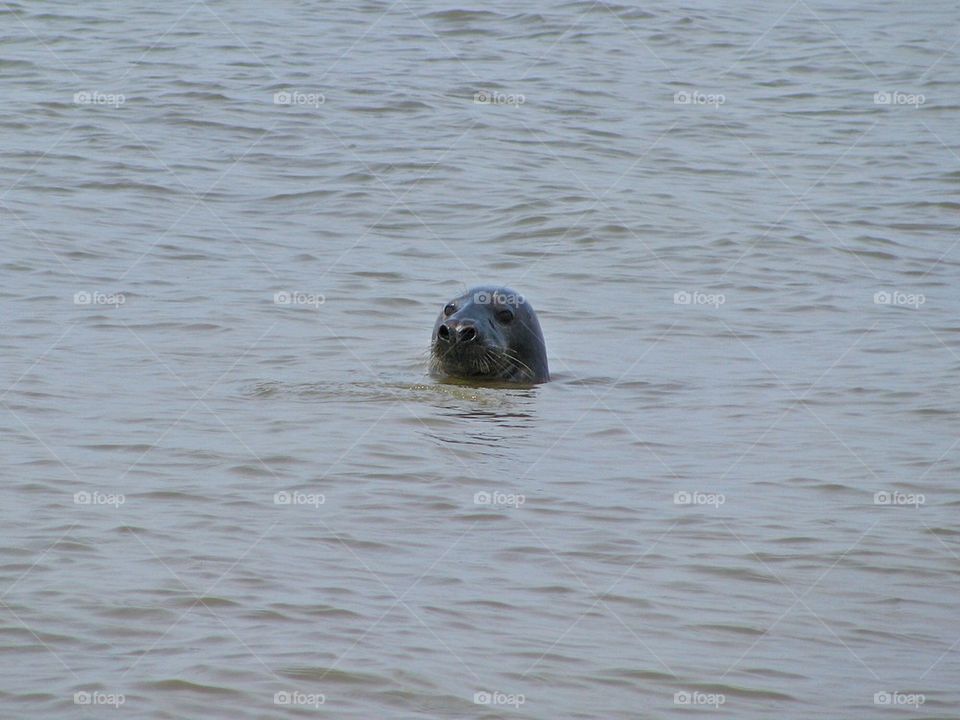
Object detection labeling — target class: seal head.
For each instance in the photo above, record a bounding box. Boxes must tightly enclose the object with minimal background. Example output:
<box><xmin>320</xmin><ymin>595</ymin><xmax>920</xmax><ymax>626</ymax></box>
<box><xmin>430</xmin><ymin>286</ymin><xmax>549</xmax><ymax>384</ymax></box>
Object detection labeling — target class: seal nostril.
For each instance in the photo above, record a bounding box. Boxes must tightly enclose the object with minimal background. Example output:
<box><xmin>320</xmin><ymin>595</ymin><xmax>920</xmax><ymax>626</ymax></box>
<box><xmin>438</xmin><ymin>324</ymin><xmax>450</xmax><ymax>340</ymax></box>
<box><xmin>459</xmin><ymin>326</ymin><xmax>477</xmax><ymax>343</ymax></box>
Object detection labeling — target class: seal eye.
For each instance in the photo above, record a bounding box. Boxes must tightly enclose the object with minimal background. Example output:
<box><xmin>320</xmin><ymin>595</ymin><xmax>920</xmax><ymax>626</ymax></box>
<box><xmin>496</xmin><ymin>308</ymin><xmax>514</xmax><ymax>324</ymax></box>
<box><xmin>443</xmin><ymin>303</ymin><xmax>456</xmax><ymax>316</ymax></box>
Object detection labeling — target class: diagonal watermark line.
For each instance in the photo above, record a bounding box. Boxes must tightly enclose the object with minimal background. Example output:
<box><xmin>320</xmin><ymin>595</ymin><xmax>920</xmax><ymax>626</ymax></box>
<box><xmin>397</xmin><ymin>0</ymin><xmax>484</xmax><ymax>83</ymax></box>
<box><xmin>716</xmin><ymin>319</ymin><xmax>878</xmax><ymax>492</ymax></box>
<box><xmin>123</xmin><ymin>318</ymin><xmax>389</xmax><ymax>485</ymax></box>
<box><xmin>798</xmin><ymin>0</ymin><xmax>882</xmax><ymax>82</ymax></box>
<box><xmin>800</xmin><ymin>197</ymin><xmax>884</xmax><ymax>279</ymax></box>
<box><xmin>0</xmin><ymin>203</ymin><xmax>83</xmax><ymax>279</ymax></box>
<box><xmin>720</xmin><ymin>320</ymin><xmax>883</xmax><ymax>482</ymax></box>
<box><xmin>720</xmin><ymin>122</ymin><xmax>881</xmax><ymax>280</ymax></box>
<box><xmin>517</xmin><ymin>322</ymin><xmax>678</xmax><ymax>482</ymax></box>
<box><xmin>397</xmin><ymin>598</ymin><xmax>484</xmax><ymax>682</ymax></box>
<box><xmin>0</xmin><ymin>122</ymin><xmax>79</xmax><ymax>199</ymax></box>
<box><xmin>920</xmin><ymin>635</ymin><xmax>960</xmax><ymax>681</ymax></box>
<box><xmin>1</xmin><ymin>402</ymin><xmax>83</xmax><ymax>482</ymax></box>
<box><xmin>116</xmin><ymin>121</ymin><xmax>278</xmax><ymax>281</ymax></box>
<box><xmin>313</xmin><ymin>117</ymin><xmax>482</xmax><ymax>282</ymax></box>
<box><xmin>916</xmin><ymin>233</ymin><xmax>960</xmax><ymax>281</ymax></box>
<box><xmin>197</xmin><ymin>1</ymin><xmax>282</xmax><ymax>81</ymax></box>
<box><xmin>120</xmin><ymin>520</ymin><xmax>279</xmax><ymax>679</ymax></box>
<box><xmin>311</xmin><ymin>320</ymin><xmax>479</xmax><ymax>482</ymax></box>
<box><xmin>114</xmin><ymin>1</ymin><xmax>203</xmax><ymax>83</ymax></box>
<box><xmin>920</xmin><ymin>321</ymin><xmax>960</xmax><ymax>364</ymax></box>
<box><xmin>0</xmin><ymin>601</ymin><xmax>82</xmax><ymax>680</ymax></box>
<box><xmin>720</xmin><ymin>519</ymin><xmax>881</xmax><ymax>679</ymax></box>
<box><xmin>516</xmin><ymin>120</ymin><xmax>681</xmax><ymax>284</ymax></box>
<box><xmin>800</xmin><ymin>403</ymin><xmax>883</xmax><ymax>481</ymax></box>
<box><xmin>917</xmin><ymin>34</ymin><xmax>960</xmax><ymax>83</ymax></box>
<box><xmin>116</xmin><ymin>321</ymin><xmax>277</xmax><ymax>481</ymax></box>
<box><xmin>519</xmin><ymin>0</ymin><xmax>601</xmax><ymax>80</ymax></box>
<box><xmin>913</xmin><ymin>435</ymin><xmax>960</xmax><ymax>484</ymax></box>
<box><xmin>1</xmin><ymin>322</ymin><xmax>77</xmax><ymax>401</ymax></box>
<box><xmin>545</xmin><ymin>354</ymin><xmax>682</xmax><ymax>481</ymax></box>
<box><xmin>0</xmin><ymin>523</ymin><xmax>80</xmax><ymax>681</ymax></box>
<box><xmin>521</xmin><ymin>519</ymin><xmax>681</xmax><ymax>677</ymax></box>
<box><xmin>719</xmin><ymin>0</ymin><xmax>803</xmax><ymax>78</ymax></box>
<box><xmin>319</xmin><ymin>330</ymin><xmax>478</xmax><ymax>476</ymax></box>
<box><xmin>917</xmin><ymin>522</ymin><xmax>960</xmax><ymax>680</ymax></box>
<box><xmin>913</xmin><ymin>121</ymin><xmax>960</xmax><ymax>273</ymax></box>
<box><xmin>719</xmin><ymin>120</ymin><xmax>878</xmax><ymax>279</ymax></box>
<box><xmin>315</xmin><ymin>520</ymin><xmax>482</xmax><ymax>682</ymax></box>
<box><xmin>518</xmin><ymin>120</ymin><xmax>682</xmax><ymax>279</ymax></box>
<box><xmin>4</xmin><ymin>6</ymin><xmax>82</xmax><ymax>82</ymax></box>
<box><xmin>797</xmin><ymin>595</ymin><xmax>883</xmax><ymax>679</ymax></box>
<box><xmin>1</xmin><ymin>524</ymin><xmax>79</xmax><ymax>600</ymax></box>
<box><xmin>317</xmin><ymin>0</ymin><xmax>406</xmax><ymax>82</ymax></box>
<box><xmin>598</xmin><ymin>3</ymin><xmax>678</xmax><ymax>78</ymax></box>
<box><xmin>520</xmin><ymin>520</ymin><xmax>680</xmax><ymax>675</ymax></box>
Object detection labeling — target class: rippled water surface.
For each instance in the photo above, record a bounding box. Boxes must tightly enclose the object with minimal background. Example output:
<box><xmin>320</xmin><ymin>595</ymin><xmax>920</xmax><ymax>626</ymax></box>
<box><xmin>2</xmin><ymin>1</ymin><xmax>959</xmax><ymax>717</ymax></box>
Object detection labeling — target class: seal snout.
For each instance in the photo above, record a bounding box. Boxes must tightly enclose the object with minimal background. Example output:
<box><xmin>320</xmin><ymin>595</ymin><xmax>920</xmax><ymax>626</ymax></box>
<box><xmin>430</xmin><ymin>285</ymin><xmax>549</xmax><ymax>384</ymax></box>
<box><xmin>437</xmin><ymin>319</ymin><xmax>478</xmax><ymax>344</ymax></box>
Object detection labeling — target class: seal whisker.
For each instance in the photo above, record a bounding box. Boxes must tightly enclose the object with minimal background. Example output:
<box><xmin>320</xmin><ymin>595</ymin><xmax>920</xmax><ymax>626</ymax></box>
<box><xmin>428</xmin><ymin>286</ymin><xmax>549</xmax><ymax>384</ymax></box>
<box><xmin>503</xmin><ymin>349</ymin><xmax>535</xmax><ymax>379</ymax></box>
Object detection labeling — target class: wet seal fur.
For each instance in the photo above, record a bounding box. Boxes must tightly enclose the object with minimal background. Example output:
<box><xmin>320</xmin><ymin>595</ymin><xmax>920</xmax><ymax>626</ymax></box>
<box><xmin>429</xmin><ymin>286</ymin><xmax>549</xmax><ymax>384</ymax></box>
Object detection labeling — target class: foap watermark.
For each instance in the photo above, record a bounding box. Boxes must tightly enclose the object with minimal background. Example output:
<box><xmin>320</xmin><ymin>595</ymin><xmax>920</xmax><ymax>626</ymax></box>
<box><xmin>674</xmin><ymin>690</ymin><xmax>725</xmax><ymax>708</ymax></box>
<box><xmin>73</xmin><ymin>91</ymin><xmax>125</xmax><ymax>108</ymax></box>
<box><xmin>674</xmin><ymin>290</ymin><xmax>725</xmax><ymax>308</ymax></box>
<box><xmin>874</xmin><ymin>491</ymin><xmax>924</xmax><ymax>508</ymax></box>
<box><xmin>474</xmin><ymin>290</ymin><xmax>525</xmax><ymax>306</ymax></box>
<box><xmin>73</xmin><ymin>691</ymin><xmax>125</xmax><ymax>708</ymax></box>
<box><xmin>274</xmin><ymin>491</ymin><xmax>325</xmax><ymax>509</ymax></box>
<box><xmin>873</xmin><ymin>290</ymin><xmax>925</xmax><ymax>309</ymax></box>
<box><xmin>674</xmin><ymin>491</ymin><xmax>725</xmax><ymax>508</ymax></box>
<box><xmin>473</xmin><ymin>690</ymin><xmax>525</xmax><ymax>708</ymax></box>
<box><xmin>674</xmin><ymin>90</ymin><xmax>725</xmax><ymax>108</ymax></box>
<box><xmin>873</xmin><ymin>91</ymin><xmax>925</xmax><ymax>108</ymax></box>
<box><xmin>874</xmin><ymin>691</ymin><xmax>925</xmax><ymax>708</ymax></box>
<box><xmin>474</xmin><ymin>90</ymin><xmax>525</xmax><ymax>107</ymax></box>
<box><xmin>274</xmin><ymin>690</ymin><xmax>325</xmax><ymax>708</ymax></box>
<box><xmin>74</xmin><ymin>290</ymin><xmax>125</xmax><ymax>309</ymax></box>
<box><xmin>274</xmin><ymin>290</ymin><xmax>325</xmax><ymax>309</ymax></box>
<box><xmin>273</xmin><ymin>90</ymin><xmax>325</xmax><ymax>108</ymax></box>
<box><xmin>474</xmin><ymin>490</ymin><xmax>525</xmax><ymax>509</ymax></box>
<box><xmin>74</xmin><ymin>491</ymin><xmax>125</xmax><ymax>508</ymax></box>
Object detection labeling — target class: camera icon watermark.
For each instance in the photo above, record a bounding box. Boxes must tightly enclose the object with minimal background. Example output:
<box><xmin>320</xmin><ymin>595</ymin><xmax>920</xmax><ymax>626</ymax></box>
<box><xmin>673</xmin><ymin>290</ymin><xmax>725</xmax><ymax>308</ymax></box>
<box><xmin>674</xmin><ymin>490</ymin><xmax>725</xmax><ymax>508</ymax></box>
<box><xmin>273</xmin><ymin>290</ymin><xmax>325</xmax><ymax>309</ymax></box>
<box><xmin>73</xmin><ymin>691</ymin><xmax>125</xmax><ymax>707</ymax></box>
<box><xmin>73</xmin><ymin>90</ymin><xmax>125</xmax><ymax>108</ymax></box>
<box><xmin>274</xmin><ymin>690</ymin><xmax>325</xmax><ymax>707</ymax></box>
<box><xmin>873</xmin><ymin>290</ymin><xmax>925</xmax><ymax>309</ymax></box>
<box><xmin>874</xmin><ymin>691</ymin><xmax>925</xmax><ymax>707</ymax></box>
<box><xmin>74</xmin><ymin>490</ymin><xmax>125</xmax><ymax>508</ymax></box>
<box><xmin>473</xmin><ymin>490</ymin><xmax>525</xmax><ymax>509</ymax></box>
<box><xmin>274</xmin><ymin>490</ymin><xmax>325</xmax><ymax>509</ymax></box>
<box><xmin>873</xmin><ymin>91</ymin><xmax>924</xmax><ymax>108</ymax></box>
<box><xmin>473</xmin><ymin>690</ymin><xmax>525</xmax><ymax>707</ymax></box>
<box><xmin>674</xmin><ymin>690</ymin><xmax>725</xmax><ymax>708</ymax></box>
<box><xmin>873</xmin><ymin>490</ymin><xmax>924</xmax><ymax>508</ymax></box>
<box><xmin>674</xmin><ymin>90</ymin><xmax>725</xmax><ymax>108</ymax></box>
<box><xmin>273</xmin><ymin>90</ymin><xmax>325</xmax><ymax>108</ymax></box>
<box><xmin>473</xmin><ymin>290</ymin><xmax>525</xmax><ymax>306</ymax></box>
<box><xmin>474</xmin><ymin>90</ymin><xmax>525</xmax><ymax>107</ymax></box>
<box><xmin>74</xmin><ymin>290</ymin><xmax>126</xmax><ymax>309</ymax></box>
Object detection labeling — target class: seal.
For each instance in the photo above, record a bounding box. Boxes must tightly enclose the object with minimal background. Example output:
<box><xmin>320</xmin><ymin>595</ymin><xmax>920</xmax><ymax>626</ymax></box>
<box><xmin>429</xmin><ymin>286</ymin><xmax>549</xmax><ymax>384</ymax></box>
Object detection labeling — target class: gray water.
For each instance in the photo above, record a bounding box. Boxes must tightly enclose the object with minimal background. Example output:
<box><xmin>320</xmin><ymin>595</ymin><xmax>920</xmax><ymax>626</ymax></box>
<box><xmin>2</xmin><ymin>1</ymin><xmax>958</xmax><ymax>717</ymax></box>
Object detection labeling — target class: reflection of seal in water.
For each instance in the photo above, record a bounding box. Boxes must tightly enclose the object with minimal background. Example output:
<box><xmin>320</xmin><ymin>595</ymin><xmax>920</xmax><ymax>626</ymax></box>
<box><xmin>429</xmin><ymin>286</ymin><xmax>549</xmax><ymax>384</ymax></box>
